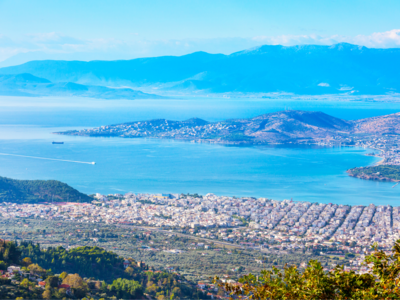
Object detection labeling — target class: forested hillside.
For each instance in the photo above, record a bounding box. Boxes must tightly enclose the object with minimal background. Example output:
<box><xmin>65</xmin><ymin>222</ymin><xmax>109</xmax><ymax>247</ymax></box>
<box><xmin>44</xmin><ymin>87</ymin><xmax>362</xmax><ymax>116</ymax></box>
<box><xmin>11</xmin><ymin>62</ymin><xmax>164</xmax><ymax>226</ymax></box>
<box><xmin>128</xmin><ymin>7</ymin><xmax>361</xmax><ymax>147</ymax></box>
<box><xmin>0</xmin><ymin>176</ymin><xmax>91</xmax><ymax>203</ymax></box>
<box><xmin>0</xmin><ymin>240</ymin><xmax>208</xmax><ymax>299</ymax></box>
<box><xmin>347</xmin><ymin>165</ymin><xmax>400</xmax><ymax>182</ymax></box>
<box><xmin>19</xmin><ymin>244</ymin><xmax>125</xmax><ymax>281</ymax></box>
<box><xmin>17</xmin><ymin>242</ymin><xmax>206</xmax><ymax>299</ymax></box>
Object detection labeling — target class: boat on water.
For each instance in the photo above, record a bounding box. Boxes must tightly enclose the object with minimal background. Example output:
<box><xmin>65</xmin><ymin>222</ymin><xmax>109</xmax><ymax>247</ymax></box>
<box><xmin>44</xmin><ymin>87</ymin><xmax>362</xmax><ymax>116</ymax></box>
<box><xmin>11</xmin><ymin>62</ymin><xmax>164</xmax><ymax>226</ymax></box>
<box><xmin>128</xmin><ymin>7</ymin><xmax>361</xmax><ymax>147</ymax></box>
<box><xmin>52</xmin><ymin>141</ymin><xmax>64</xmax><ymax>144</ymax></box>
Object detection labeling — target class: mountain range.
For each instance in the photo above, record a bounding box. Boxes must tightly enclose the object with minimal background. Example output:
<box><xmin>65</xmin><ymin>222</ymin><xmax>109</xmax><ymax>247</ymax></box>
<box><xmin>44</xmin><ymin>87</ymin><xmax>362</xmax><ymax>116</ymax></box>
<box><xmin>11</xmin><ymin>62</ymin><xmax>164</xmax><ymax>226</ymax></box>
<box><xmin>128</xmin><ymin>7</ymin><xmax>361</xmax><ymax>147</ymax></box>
<box><xmin>0</xmin><ymin>73</ymin><xmax>164</xmax><ymax>99</ymax></box>
<box><xmin>56</xmin><ymin>110</ymin><xmax>399</xmax><ymax>144</ymax></box>
<box><xmin>0</xmin><ymin>43</ymin><xmax>399</xmax><ymax>95</ymax></box>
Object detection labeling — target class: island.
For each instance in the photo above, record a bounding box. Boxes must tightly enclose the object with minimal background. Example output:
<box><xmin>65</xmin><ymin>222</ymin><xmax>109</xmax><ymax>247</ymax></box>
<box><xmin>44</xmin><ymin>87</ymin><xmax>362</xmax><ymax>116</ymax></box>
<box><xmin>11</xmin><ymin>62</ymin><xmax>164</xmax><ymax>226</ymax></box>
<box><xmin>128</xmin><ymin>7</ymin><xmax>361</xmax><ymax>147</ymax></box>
<box><xmin>56</xmin><ymin>110</ymin><xmax>400</xmax><ymax>182</ymax></box>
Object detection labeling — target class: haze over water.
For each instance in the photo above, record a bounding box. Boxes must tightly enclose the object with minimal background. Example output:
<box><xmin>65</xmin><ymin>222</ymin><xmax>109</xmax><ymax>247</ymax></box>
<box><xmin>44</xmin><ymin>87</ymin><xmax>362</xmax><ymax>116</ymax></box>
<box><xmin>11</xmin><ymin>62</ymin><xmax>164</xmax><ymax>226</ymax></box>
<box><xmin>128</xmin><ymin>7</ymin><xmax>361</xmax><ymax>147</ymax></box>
<box><xmin>0</xmin><ymin>96</ymin><xmax>399</xmax><ymax>206</ymax></box>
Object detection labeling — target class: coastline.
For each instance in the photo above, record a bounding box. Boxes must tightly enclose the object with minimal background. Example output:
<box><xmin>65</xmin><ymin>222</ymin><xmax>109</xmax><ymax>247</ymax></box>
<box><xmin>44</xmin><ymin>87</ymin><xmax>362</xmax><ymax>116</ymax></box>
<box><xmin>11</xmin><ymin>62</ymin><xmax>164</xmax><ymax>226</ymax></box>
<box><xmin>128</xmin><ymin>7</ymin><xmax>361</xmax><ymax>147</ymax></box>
<box><xmin>364</xmin><ymin>146</ymin><xmax>385</xmax><ymax>166</ymax></box>
<box><xmin>56</xmin><ymin>129</ymin><xmax>390</xmax><ymax>180</ymax></box>
<box><xmin>346</xmin><ymin>149</ymin><xmax>400</xmax><ymax>183</ymax></box>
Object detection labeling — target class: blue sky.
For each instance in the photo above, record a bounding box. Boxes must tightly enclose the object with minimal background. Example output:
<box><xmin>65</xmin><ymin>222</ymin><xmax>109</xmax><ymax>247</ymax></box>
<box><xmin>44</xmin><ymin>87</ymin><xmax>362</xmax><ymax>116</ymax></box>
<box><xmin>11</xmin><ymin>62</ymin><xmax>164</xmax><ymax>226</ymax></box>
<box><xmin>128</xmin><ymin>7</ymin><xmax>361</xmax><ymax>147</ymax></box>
<box><xmin>0</xmin><ymin>0</ymin><xmax>400</xmax><ymax>65</ymax></box>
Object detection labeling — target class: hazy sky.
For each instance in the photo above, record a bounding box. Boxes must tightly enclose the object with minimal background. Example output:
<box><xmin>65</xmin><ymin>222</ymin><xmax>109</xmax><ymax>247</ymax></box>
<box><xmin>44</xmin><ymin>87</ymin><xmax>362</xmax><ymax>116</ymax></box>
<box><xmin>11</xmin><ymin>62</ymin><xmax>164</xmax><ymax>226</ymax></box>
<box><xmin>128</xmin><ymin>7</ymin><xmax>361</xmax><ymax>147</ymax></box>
<box><xmin>0</xmin><ymin>0</ymin><xmax>400</xmax><ymax>65</ymax></box>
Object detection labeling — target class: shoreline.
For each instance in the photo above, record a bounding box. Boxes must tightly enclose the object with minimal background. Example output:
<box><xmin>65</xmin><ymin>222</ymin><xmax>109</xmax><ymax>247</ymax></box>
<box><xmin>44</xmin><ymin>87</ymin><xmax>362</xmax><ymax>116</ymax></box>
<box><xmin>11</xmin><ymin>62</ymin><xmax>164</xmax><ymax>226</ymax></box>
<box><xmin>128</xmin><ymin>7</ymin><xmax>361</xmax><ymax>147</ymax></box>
<box><xmin>364</xmin><ymin>146</ymin><xmax>385</xmax><ymax>166</ymax></box>
<box><xmin>56</xmin><ymin>131</ymin><xmax>390</xmax><ymax>180</ymax></box>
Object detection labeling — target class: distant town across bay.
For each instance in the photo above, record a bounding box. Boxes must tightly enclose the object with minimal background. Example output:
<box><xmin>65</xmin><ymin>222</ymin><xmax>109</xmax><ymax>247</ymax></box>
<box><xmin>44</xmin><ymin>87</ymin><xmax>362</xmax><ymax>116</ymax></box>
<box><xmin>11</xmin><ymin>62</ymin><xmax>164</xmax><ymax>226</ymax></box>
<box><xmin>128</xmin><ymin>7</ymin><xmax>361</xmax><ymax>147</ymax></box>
<box><xmin>57</xmin><ymin>110</ymin><xmax>400</xmax><ymax>182</ymax></box>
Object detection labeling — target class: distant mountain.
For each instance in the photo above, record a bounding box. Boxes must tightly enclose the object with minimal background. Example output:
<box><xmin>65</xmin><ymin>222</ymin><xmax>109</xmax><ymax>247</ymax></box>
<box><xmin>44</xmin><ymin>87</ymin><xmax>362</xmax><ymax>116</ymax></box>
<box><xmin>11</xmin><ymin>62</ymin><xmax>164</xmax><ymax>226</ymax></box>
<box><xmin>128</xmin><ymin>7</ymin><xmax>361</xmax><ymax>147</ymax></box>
<box><xmin>0</xmin><ymin>73</ymin><xmax>164</xmax><ymax>99</ymax></box>
<box><xmin>0</xmin><ymin>176</ymin><xmax>91</xmax><ymax>203</ymax></box>
<box><xmin>0</xmin><ymin>43</ymin><xmax>399</xmax><ymax>95</ymax></box>
<box><xmin>57</xmin><ymin>110</ymin><xmax>357</xmax><ymax>144</ymax></box>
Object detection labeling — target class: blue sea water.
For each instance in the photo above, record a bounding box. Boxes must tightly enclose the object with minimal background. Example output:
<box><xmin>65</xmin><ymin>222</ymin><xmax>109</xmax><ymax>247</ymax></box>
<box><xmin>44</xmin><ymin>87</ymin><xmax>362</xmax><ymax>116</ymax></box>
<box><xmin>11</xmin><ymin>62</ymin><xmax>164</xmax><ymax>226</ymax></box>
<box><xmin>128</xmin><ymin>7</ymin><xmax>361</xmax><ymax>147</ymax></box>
<box><xmin>0</xmin><ymin>96</ymin><xmax>399</xmax><ymax>205</ymax></box>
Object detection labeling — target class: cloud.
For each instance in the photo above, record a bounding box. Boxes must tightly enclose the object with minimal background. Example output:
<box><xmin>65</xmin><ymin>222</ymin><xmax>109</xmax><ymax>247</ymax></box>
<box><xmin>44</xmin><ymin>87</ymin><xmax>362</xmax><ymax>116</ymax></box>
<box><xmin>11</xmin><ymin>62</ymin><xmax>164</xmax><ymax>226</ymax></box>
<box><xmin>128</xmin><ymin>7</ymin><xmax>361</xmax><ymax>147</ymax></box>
<box><xmin>0</xmin><ymin>29</ymin><xmax>400</xmax><ymax>66</ymax></box>
<box><xmin>352</xmin><ymin>29</ymin><xmax>400</xmax><ymax>48</ymax></box>
<box><xmin>252</xmin><ymin>29</ymin><xmax>400</xmax><ymax>48</ymax></box>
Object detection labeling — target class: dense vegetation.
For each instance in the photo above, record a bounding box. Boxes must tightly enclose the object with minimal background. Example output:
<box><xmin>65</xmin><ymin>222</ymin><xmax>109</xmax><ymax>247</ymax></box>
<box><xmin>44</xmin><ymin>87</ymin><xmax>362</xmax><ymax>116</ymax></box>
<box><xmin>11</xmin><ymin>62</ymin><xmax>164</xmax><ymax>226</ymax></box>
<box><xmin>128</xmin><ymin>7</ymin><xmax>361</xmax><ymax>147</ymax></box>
<box><xmin>0</xmin><ymin>176</ymin><xmax>91</xmax><ymax>203</ymax></box>
<box><xmin>0</xmin><ymin>241</ymin><xmax>207</xmax><ymax>299</ymax></box>
<box><xmin>19</xmin><ymin>243</ymin><xmax>126</xmax><ymax>281</ymax></box>
<box><xmin>0</xmin><ymin>239</ymin><xmax>22</xmax><ymax>266</ymax></box>
<box><xmin>348</xmin><ymin>165</ymin><xmax>400</xmax><ymax>181</ymax></box>
<box><xmin>217</xmin><ymin>240</ymin><xmax>400</xmax><ymax>299</ymax></box>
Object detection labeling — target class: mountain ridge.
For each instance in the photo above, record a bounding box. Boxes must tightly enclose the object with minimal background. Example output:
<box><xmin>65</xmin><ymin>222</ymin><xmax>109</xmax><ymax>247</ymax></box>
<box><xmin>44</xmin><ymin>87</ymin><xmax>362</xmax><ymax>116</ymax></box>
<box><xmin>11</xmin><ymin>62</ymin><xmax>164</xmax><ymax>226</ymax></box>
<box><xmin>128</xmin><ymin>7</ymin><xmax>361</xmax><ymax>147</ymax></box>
<box><xmin>0</xmin><ymin>73</ymin><xmax>165</xmax><ymax>99</ymax></box>
<box><xmin>1</xmin><ymin>43</ymin><xmax>399</xmax><ymax>95</ymax></box>
<box><xmin>57</xmin><ymin>110</ymin><xmax>392</xmax><ymax>144</ymax></box>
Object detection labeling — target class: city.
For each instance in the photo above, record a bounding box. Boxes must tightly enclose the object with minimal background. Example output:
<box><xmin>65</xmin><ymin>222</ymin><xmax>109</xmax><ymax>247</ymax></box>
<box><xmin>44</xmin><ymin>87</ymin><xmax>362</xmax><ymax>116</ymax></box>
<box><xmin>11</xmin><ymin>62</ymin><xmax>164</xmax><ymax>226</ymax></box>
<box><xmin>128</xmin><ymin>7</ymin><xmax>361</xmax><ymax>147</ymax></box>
<box><xmin>1</xmin><ymin>192</ymin><xmax>398</xmax><ymax>275</ymax></box>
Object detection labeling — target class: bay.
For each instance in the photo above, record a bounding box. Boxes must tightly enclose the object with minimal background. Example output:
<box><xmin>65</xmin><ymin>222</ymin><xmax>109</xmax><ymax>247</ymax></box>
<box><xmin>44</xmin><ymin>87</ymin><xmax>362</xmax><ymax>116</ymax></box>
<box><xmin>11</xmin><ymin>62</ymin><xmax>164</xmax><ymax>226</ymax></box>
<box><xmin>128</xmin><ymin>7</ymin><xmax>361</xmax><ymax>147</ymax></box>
<box><xmin>0</xmin><ymin>95</ymin><xmax>399</xmax><ymax>206</ymax></box>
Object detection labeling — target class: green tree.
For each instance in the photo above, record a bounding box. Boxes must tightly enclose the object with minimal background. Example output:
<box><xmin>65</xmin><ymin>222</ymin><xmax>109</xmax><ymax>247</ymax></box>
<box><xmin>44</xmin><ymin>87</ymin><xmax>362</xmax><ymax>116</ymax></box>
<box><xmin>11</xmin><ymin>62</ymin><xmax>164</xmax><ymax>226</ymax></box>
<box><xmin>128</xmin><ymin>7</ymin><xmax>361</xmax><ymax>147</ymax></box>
<box><xmin>42</xmin><ymin>289</ymin><xmax>52</xmax><ymax>300</ymax></box>
<box><xmin>59</xmin><ymin>271</ymin><xmax>68</xmax><ymax>280</ymax></box>
<box><xmin>45</xmin><ymin>275</ymin><xmax>59</xmax><ymax>288</ymax></box>
<box><xmin>22</xmin><ymin>257</ymin><xmax>32</xmax><ymax>266</ymax></box>
<box><xmin>215</xmin><ymin>240</ymin><xmax>400</xmax><ymax>299</ymax></box>
<box><xmin>0</xmin><ymin>260</ymin><xmax>7</xmax><ymax>270</ymax></box>
<box><xmin>109</xmin><ymin>278</ymin><xmax>143</xmax><ymax>299</ymax></box>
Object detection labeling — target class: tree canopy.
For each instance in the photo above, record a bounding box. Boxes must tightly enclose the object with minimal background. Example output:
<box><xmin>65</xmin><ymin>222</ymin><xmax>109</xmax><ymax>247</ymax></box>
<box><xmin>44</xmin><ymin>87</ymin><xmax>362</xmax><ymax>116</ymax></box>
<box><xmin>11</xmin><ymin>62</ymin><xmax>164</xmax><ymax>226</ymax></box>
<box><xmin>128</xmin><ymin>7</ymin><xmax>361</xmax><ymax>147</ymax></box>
<box><xmin>0</xmin><ymin>176</ymin><xmax>91</xmax><ymax>203</ymax></box>
<box><xmin>19</xmin><ymin>243</ymin><xmax>125</xmax><ymax>281</ymax></box>
<box><xmin>216</xmin><ymin>240</ymin><xmax>400</xmax><ymax>299</ymax></box>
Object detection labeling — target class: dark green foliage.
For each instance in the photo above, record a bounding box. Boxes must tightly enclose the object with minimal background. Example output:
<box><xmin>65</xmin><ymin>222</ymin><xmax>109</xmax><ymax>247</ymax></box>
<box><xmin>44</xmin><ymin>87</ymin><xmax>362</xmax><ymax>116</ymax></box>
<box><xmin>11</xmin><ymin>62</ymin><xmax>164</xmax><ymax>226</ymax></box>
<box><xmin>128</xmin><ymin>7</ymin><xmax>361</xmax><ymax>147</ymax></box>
<box><xmin>108</xmin><ymin>278</ymin><xmax>143</xmax><ymax>299</ymax></box>
<box><xmin>0</xmin><ymin>277</ymin><xmax>11</xmax><ymax>285</ymax></box>
<box><xmin>0</xmin><ymin>239</ymin><xmax>205</xmax><ymax>299</ymax></box>
<box><xmin>0</xmin><ymin>176</ymin><xmax>92</xmax><ymax>203</ymax></box>
<box><xmin>0</xmin><ymin>239</ymin><xmax>21</xmax><ymax>264</ymax></box>
<box><xmin>144</xmin><ymin>271</ymin><xmax>204</xmax><ymax>299</ymax></box>
<box><xmin>45</xmin><ymin>275</ymin><xmax>59</xmax><ymax>288</ymax></box>
<box><xmin>19</xmin><ymin>243</ymin><xmax>125</xmax><ymax>281</ymax></box>
<box><xmin>0</xmin><ymin>282</ymin><xmax>42</xmax><ymax>299</ymax></box>
<box><xmin>218</xmin><ymin>241</ymin><xmax>400</xmax><ymax>299</ymax></box>
<box><xmin>348</xmin><ymin>165</ymin><xmax>400</xmax><ymax>181</ymax></box>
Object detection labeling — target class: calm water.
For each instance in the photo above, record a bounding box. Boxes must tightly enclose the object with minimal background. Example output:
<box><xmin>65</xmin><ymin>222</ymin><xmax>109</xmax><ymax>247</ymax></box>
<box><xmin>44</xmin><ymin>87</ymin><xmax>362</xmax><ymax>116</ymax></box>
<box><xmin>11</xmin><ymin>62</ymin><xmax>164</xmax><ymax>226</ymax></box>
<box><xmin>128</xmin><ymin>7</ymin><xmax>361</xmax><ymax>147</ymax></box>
<box><xmin>0</xmin><ymin>96</ymin><xmax>399</xmax><ymax>205</ymax></box>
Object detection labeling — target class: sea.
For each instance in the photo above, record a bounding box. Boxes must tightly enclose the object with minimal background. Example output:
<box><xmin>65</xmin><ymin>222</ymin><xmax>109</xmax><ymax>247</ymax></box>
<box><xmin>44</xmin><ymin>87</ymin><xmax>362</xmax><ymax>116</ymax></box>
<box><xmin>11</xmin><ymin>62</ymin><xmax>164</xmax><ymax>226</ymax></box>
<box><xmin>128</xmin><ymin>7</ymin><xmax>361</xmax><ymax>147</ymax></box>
<box><xmin>0</xmin><ymin>95</ymin><xmax>400</xmax><ymax>206</ymax></box>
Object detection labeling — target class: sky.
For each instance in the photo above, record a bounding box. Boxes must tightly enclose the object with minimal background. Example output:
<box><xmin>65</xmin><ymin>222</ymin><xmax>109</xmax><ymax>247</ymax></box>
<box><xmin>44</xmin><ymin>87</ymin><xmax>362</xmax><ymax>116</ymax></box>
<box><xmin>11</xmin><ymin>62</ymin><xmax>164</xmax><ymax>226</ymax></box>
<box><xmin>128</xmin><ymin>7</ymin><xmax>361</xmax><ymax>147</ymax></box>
<box><xmin>0</xmin><ymin>0</ymin><xmax>400</xmax><ymax>66</ymax></box>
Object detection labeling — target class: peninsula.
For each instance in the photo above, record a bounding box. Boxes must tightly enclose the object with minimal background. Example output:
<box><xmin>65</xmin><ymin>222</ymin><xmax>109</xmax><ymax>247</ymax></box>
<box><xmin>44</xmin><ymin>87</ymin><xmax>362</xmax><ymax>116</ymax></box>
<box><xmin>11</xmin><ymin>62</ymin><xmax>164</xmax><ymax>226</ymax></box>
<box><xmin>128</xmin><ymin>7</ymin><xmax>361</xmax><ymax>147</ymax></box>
<box><xmin>56</xmin><ymin>110</ymin><xmax>400</xmax><ymax>182</ymax></box>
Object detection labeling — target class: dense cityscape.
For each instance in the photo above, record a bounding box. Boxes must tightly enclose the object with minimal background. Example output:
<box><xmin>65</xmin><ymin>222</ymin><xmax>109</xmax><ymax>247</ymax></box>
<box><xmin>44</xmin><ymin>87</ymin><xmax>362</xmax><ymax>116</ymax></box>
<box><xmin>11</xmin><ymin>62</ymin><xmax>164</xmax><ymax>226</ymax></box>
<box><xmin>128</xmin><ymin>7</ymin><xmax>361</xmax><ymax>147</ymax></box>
<box><xmin>2</xmin><ymin>192</ymin><xmax>399</xmax><ymax>275</ymax></box>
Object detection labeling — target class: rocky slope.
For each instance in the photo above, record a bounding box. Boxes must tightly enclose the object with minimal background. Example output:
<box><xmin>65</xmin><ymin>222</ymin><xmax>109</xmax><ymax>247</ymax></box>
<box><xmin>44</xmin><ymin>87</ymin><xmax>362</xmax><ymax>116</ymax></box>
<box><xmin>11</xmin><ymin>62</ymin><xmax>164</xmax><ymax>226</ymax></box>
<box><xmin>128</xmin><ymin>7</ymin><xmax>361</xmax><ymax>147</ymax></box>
<box><xmin>56</xmin><ymin>110</ymin><xmax>361</xmax><ymax>144</ymax></box>
<box><xmin>353</xmin><ymin>112</ymin><xmax>400</xmax><ymax>135</ymax></box>
<box><xmin>57</xmin><ymin>110</ymin><xmax>400</xmax><ymax>144</ymax></box>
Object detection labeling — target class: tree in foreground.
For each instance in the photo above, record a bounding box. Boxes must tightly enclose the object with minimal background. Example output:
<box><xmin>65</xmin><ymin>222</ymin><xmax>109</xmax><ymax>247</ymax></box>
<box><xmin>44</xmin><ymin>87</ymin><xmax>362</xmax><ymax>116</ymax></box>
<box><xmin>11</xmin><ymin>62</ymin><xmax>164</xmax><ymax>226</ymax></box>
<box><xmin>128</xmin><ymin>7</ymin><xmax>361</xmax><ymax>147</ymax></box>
<box><xmin>214</xmin><ymin>240</ymin><xmax>400</xmax><ymax>299</ymax></box>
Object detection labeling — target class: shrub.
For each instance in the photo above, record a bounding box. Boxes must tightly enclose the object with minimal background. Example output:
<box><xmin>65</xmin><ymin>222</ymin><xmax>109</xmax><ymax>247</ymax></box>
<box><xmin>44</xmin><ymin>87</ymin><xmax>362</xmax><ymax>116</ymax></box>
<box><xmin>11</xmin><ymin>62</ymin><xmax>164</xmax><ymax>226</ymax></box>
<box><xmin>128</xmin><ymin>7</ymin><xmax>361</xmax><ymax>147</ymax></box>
<box><xmin>215</xmin><ymin>240</ymin><xmax>400</xmax><ymax>299</ymax></box>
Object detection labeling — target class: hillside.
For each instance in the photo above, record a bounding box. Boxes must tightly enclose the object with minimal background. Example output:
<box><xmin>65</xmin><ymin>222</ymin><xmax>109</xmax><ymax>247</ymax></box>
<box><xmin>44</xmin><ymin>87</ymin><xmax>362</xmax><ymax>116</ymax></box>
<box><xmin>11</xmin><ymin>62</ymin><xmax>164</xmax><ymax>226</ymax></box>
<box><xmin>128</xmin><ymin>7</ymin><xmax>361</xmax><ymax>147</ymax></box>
<box><xmin>57</xmin><ymin>110</ymin><xmax>354</xmax><ymax>144</ymax></box>
<box><xmin>353</xmin><ymin>112</ymin><xmax>400</xmax><ymax>134</ymax></box>
<box><xmin>1</xmin><ymin>43</ymin><xmax>399</xmax><ymax>94</ymax></box>
<box><xmin>0</xmin><ymin>241</ymin><xmax>206</xmax><ymax>299</ymax></box>
<box><xmin>57</xmin><ymin>110</ymin><xmax>400</xmax><ymax>145</ymax></box>
<box><xmin>0</xmin><ymin>73</ymin><xmax>164</xmax><ymax>99</ymax></box>
<box><xmin>0</xmin><ymin>176</ymin><xmax>91</xmax><ymax>203</ymax></box>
